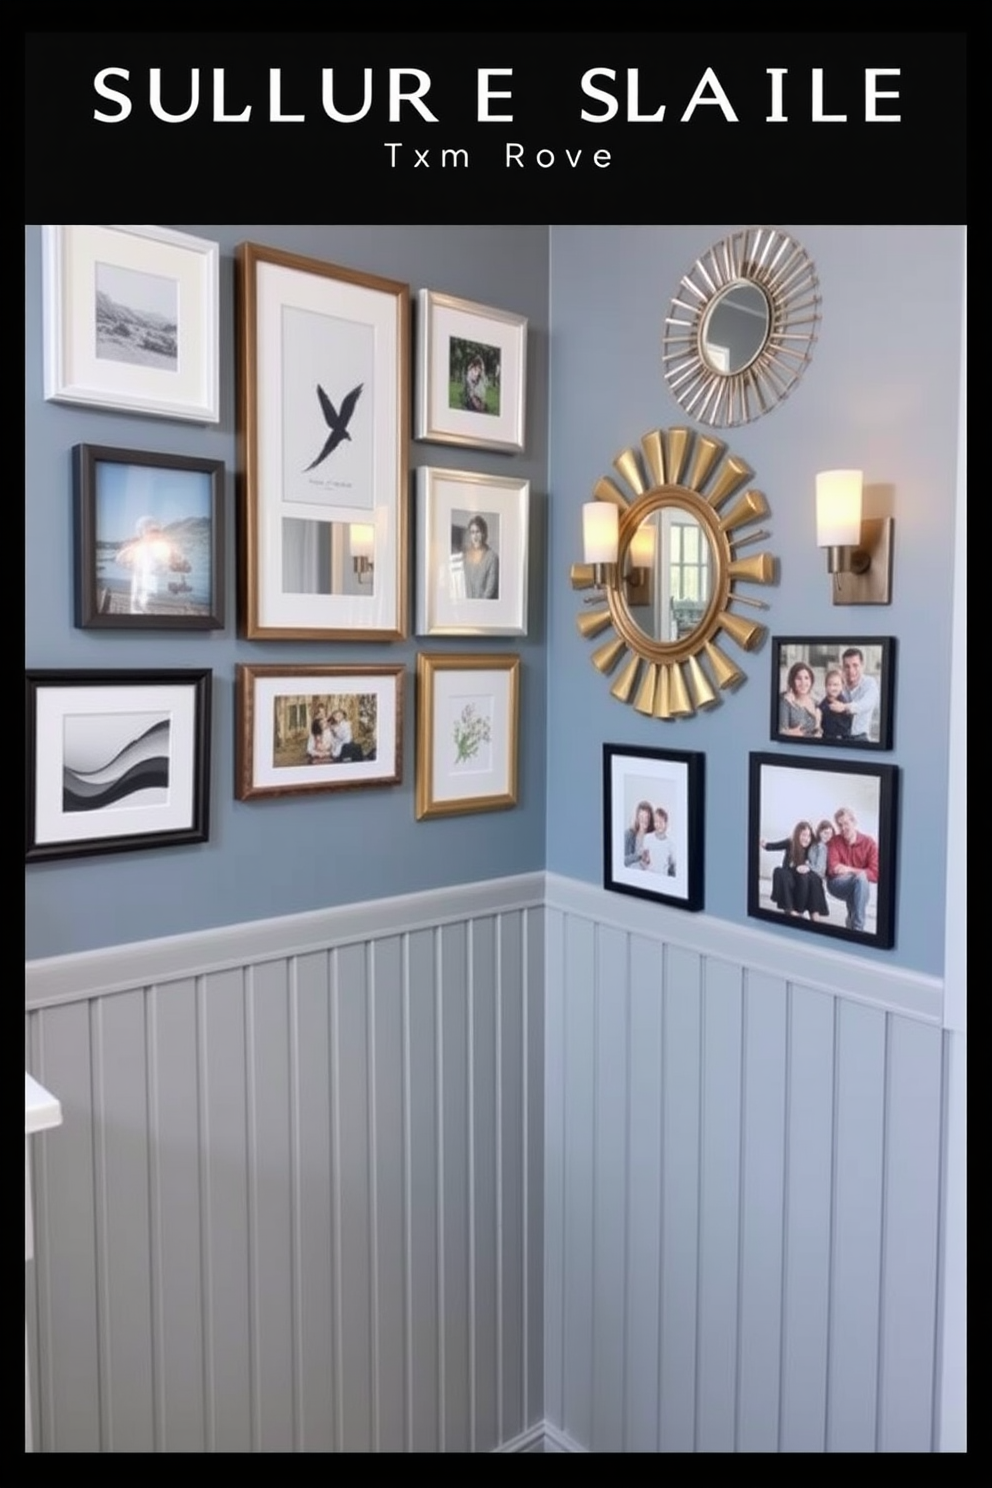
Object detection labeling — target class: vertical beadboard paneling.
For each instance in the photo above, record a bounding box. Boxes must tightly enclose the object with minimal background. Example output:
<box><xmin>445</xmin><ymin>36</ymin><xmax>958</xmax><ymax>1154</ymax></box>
<box><xmin>827</xmin><ymin>999</ymin><xmax>887</xmax><ymax>1452</ymax></box>
<box><xmin>877</xmin><ymin>1017</ymin><xmax>942</xmax><ymax>1451</ymax></box>
<box><xmin>542</xmin><ymin>910</ymin><xmax>565</xmax><ymax>1435</ymax></box>
<box><xmin>736</xmin><ymin>972</ymin><xmax>788</xmax><ymax>1453</ymax></box>
<box><xmin>695</xmin><ymin>959</ymin><xmax>743</xmax><ymax>1453</ymax></box>
<box><xmin>499</xmin><ymin>910</ymin><xmax>525</xmax><ymax>1444</ymax></box>
<box><xmin>440</xmin><ymin>920</ymin><xmax>470</xmax><ymax>1452</ymax></box>
<box><xmin>658</xmin><ymin>945</ymin><xmax>701</xmax><ymax>1453</ymax></box>
<box><xmin>147</xmin><ymin>978</ymin><xmax>206</xmax><ymax>1452</ymax></box>
<box><xmin>406</xmin><ymin>928</ymin><xmax>439</xmax><ymax>1452</ymax></box>
<box><xmin>561</xmin><ymin>914</ymin><xmax>596</xmax><ymax>1449</ymax></box>
<box><xmin>470</xmin><ymin>915</ymin><xmax>499</xmax><ymax>1452</ymax></box>
<box><xmin>370</xmin><ymin>937</ymin><xmax>406</xmax><ymax>1454</ymax></box>
<box><xmin>591</xmin><ymin>925</ymin><xmax>627</xmax><ymax>1453</ymax></box>
<box><xmin>334</xmin><ymin>943</ymin><xmax>373</xmax><ymax>1452</ymax></box>
<box><xmin>525</xmin><ymin>907</ymin><xmax>545</xmax><ymax>1431</ymax></box>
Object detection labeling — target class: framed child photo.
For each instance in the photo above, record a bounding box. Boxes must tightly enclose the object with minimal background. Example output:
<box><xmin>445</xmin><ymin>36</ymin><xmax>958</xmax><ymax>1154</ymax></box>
<box><xmin>771</xmin><ymin>636</ymin><xmax>894</xmax><ymax>749</ymax></box>
<box><xmin>415</xmin><ymin>289</ymin><xmax>527</xmax><ymax>453</ymax></box>
<box><xmin>603</xmin><ymin>744</ymin><xmax>705</xmax><ymax>912</ymax></box>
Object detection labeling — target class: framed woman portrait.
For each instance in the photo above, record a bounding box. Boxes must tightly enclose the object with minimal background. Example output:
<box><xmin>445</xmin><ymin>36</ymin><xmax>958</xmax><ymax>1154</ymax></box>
<box><xmin>770</xmin><ymin>636</ymin><xmax>895</xmax><ymax>750</ymax></box>
<box><xmin>603</xmin><ymin>744</ymin><xmax>705</xmax><ymax>911</ymax></box>
<box><xmin>415</xmin><ymin>466</ymin><xmax>529</xmax><ymax>636</ymax></box>
<box><xmin>415</xmin><ymin>289</ymin><xmax>527</xmax><ymax>452</ymax></box>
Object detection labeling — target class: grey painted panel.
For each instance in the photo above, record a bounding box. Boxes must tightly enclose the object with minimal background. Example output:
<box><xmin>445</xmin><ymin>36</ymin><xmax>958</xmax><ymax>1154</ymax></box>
<box><xmin>561</xmin><ymin>915</ymin><xmax>596</xmax><ymax>1448</ymax></box>
<box><xmin>525</xmin><ymin>908</ymin><xmax>545</xmax><ymax>1430</ymax></box>
<box><xmin>440</xmin><ymin>920</ymin><xmax>470</xmax><ymax>1452</ymax></box>
<box><xmin>623</xmin><ymin>934</ymin><xmax>663</xmax><ymax>1453</ymax></box>
<box><xmin>737</xmin><ymin>973</ymin><xmax>788</xmax><ymax>1453</ymax></box>
<box><xmin>695</xmin><ymin>960</ymin><xmax>743</xmax><ymax>1453</ymax></box>
<box><xmin>780</xmin><ymin>986</ymin><xmax>835</xmax><ymax>1452</ymax></box>
<box><xmin>591</xmin><ymin>926</ymin><xmax>627</xmax><ymax>1453</ymax></box>
<box><xmin>658</xmin><ymin>946</ymin><xmax>701</xmax><ymax>1453</ymax></box>
<box><xmin>370</xmin><ymin>937</ymin><xmax>406</xmax><ymax>1454</ymax></box>
<box><xmin>827</xmin><ymin>999</ymin><xmax>886</xmax><ymax>1452</ymax></box>
<box><xmin>541</xmin><ymin>910</ymin><xmax>565</xmax><ymax>1434</ymax></box>
<box><xmin>499</xmin><ymin>910</ymin><xmax>525</xmax><ymax>1443</ymax></box>
<box><xmin>292</xmin><ymin>952</ymin><xmax>335</xmax><ymax>1452</ymax></box>
<box><xmin>147</xmin><ymin>980</ymin><xmax>206</xmax><ymax>1452</ymax></box>
<box><xmin>471</xmin><ymin>915</ymin><xmax>499</xmax><ymax>1452</ymax></box>
<box><xmin>406</xmin><ymin>928</ymin><xmax>439</xmax><ymax>1452</ymax></box>
<box><xmin>333</xmin><ymin>943</ymin><xmax>373</xmax><ymax>1452</ymax></box>
<box><xmin>878</xmin><ymin>1017</ymin><xmax>942</xmax><ymax>1451</ymax></box>
<box><xmin>245</xmin><ymin>960</ymin><xmax>295</xmax><ymax>1452</ymax></box>
<box><xmin>199</xmin><ymin>968</ymin><xmax>252</xmax><ymax>1452</ymax></box>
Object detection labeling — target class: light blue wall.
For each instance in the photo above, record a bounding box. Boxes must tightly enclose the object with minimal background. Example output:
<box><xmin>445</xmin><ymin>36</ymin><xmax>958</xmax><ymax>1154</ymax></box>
<box><xmin>25</xmin><ymin>225</ymin><xmax>550</xmax><ymax>959</ymax></box>
<box><xmin>546</xmin><ymin>225</ymin><xmax>964</xmax><ymax>977</ymax></box>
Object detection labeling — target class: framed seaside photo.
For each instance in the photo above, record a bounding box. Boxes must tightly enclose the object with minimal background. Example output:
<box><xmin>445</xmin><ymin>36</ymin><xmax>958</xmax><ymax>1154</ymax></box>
<box><xmin>416</xmin><ymin>653</ymin><xmax>520</xmax><ymax>820</ymax></box>
<box><xmin>603</xmin><ymin>744</ymin><xmax>704</xmax><ymax>912</ymax></box>
<box><xmin>748</xmin><ymin>752</ymin><xmax>898</xmax><ymax>949</ymax></box>
<box><xmin>73</xmin><ymin>444</ymin><xmax>225</xmax><ymax>630</ymax></box>
<box><xmin>42</xmin><ymin>225</ymin><xmax>220</xmax><ymax>422</ymax></box>
<box><xmin>415</xmin><ymin>289</ymin><xmax>527</xmax><ymax>452</ymax></box>
<box><xmin>771</xmin><ymin>636</ymin><xmax>894</xmax><ymax>749</ymax></box>
<box><xmin>415</xmin><ymin>466</ymin><xmax>529</xmax><ymax>636</ymax></box>
<box><xmin>236</xmin><ymin>242</ymin><xmax>409</xmax><ymax>641</ymax></box>
<box><xmin>235</xmin><ymin>664</ymin><xmax>403</xmax><ymax>801</ymax></box>
<box><xmin>25</xmin><ymin>669</ymin><xmax>212</xmax><ymax>862</ymax></box>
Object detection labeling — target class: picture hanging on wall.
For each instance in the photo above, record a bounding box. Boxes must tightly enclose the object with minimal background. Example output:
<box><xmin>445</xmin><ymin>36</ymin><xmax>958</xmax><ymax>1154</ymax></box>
<box><xmin>770</xmin><ymin>635</ymin><xmax>894</xmax><ymax>749</ymax></box>
<box><xmin>415</xmin><ymin>465</ymin><xmax>530</xmax><ymax>636</ymax></box>
<box><xmin>415</xmin><ymin>652</ymin><xmax>520</xmax><ymax>819</ymax></box>
<box><xmin>415</xmin><ymin>289</ymin><xmax>527</xmax><ymax>452</ymax></box>
<box><xmin>748</xmin><ymin>752</ymin><xmax>898</xmax><ymax>948</ymax></box>
<box><xmin>602</xmin><ymin>743</ymin><xmax>705</xmax><ymax>911</ymax></box>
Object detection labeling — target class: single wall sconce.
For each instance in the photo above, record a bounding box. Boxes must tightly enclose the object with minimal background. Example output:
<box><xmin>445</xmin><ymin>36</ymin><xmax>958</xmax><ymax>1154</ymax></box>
<box><xmin>350</xmin><ymin>523</ymin><xmax>375</xmax><ymax>584</ymax></box>
<box><xmin>624</xmin><ymin>518</ymin><xmax>656</xmax><ymax>608</ymax></box>
<box><xmin>815</xmin><ymin>469</ymin><xmax>892</xmax><ymax>605</ymax></box>
<box><xmin>581</xmin><ymin>500</ymin><xmax>618</xmax><ymax>597</ymax></box>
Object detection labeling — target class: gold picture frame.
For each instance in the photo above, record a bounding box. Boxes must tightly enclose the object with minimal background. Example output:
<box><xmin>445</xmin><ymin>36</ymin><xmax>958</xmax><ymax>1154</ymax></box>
<box><xmin>415</xmin><ymin>653</ymin><xmax>520</xmax><ymax>820</ymax></box>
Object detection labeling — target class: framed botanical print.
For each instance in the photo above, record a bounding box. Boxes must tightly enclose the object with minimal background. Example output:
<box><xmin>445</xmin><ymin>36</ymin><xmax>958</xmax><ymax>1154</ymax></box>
<box><xmin>415</xmin><ymin>466</ymin><xmax>529</xmax><ymax>636</ymax></box>
<box><xmin>415</xmin><ymin>652</ymin><xmax>520</xmax><ymax>819</ymax></box>
<box><xmin>415</xmin><ymin>289</ymin><xmax>527</xmax><ymax>452</ymax></box>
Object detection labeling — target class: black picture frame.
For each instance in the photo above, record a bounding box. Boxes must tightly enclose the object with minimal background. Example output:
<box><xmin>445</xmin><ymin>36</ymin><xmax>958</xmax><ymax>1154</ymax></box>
<box><xmin>748</xmin><ymin>752</ymin><xmax>898</xmax><ymax>949</ymax></box>
<box><xmin>603</xmin><ymin>744</ymin><xmax>704</xmax><ymax>912</ymax></box>
<box><xmin>770</xmin><ymin>635</ymin><xmax>895</xmax><ymax>750</ymax></box>
<box><xmin>26</xmin><ymin>669</ymin><xmax>212</xmax><ymax>862</ymax></box>
<box><xmin>73</xmin><ymin>443</ymin><xmax>225</xmax><ymax>630</ymax></box>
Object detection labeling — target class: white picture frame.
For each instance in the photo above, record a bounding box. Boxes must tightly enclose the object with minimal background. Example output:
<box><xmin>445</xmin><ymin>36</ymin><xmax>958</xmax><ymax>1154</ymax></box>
<box><xmin>415</xmin><ymin>653</ymin><xmax>520</xmax><ymax>820</ymax></box>
<box><xmin>42</xmin><ymin>225</ymin><xmax>220</xmax><ymax>422</ymax></box>
<box><xmin>415</xmin><ymin>466</ymin><xmax>529</xmax><ymax>636</ymax></box>
<box><xmin>415</xmin><ymin>288</ymin><xmax>527</xmax><ymax>452</ymax></box>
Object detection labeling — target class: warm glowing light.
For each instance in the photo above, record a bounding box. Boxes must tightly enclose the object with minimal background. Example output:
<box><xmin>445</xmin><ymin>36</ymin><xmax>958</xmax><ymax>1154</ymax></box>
<box><xmin>628</xmin><ymin>520</ymin><xmax>656</xmax><ymax>570</ymax></box>
<box><xmin>815</xmin><ymin>470</ymin><xmax>863</xmax><ymax>547</ymax></box>
<box><xmin>582</xmin><ymin>502</ymin><xmax>618</xmax><ymax>564</ymax></box>
<box><xmin>350</xmin><ymin>523</ymin><xmax>375</xmax><ymax>559</ymax></box>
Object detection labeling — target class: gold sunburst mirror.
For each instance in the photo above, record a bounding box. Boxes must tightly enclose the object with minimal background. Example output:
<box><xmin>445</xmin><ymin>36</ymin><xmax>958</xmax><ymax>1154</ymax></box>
<box><xmin>663</xmin><ymin>227</ymin><xmax>820</xmax><ymax>428</ymax></box>
<box><xmin>571</xmin><ymin>426</ymin><xmax>778</xmax><ymax>718</ymax></box>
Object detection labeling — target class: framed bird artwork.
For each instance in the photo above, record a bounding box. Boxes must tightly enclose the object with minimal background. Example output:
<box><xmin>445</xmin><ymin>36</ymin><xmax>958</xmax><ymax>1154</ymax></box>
<box><xmin>236</xmin><ymin>242</ymin><xmax>410</xmax><ymax>641</ymax></box>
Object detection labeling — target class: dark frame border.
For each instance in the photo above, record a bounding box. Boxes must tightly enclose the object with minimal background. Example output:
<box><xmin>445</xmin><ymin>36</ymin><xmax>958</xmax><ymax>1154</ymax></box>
<box><xmin>602</xmin><ymin>743</ymin><xmax>705</xmax><ymax>912</ymax></box>
<box><xmin>769</xmin><ymin>635</ymin><xmax>895</xmax><ymax>751</ymax></box>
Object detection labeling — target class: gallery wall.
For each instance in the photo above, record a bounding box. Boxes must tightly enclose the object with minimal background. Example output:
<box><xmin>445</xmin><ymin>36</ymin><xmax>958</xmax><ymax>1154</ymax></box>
<box><xmin>25</xmin><ymin>224</ymin><xmax>550</xmax><ymax>959</ymax></box>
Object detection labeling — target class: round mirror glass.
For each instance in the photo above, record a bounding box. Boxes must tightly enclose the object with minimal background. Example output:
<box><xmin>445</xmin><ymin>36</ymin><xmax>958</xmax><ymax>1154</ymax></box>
<box><xmin>700</xmin><ymin>280</ymin><xmax>770</xmax><ymax>374</ymax></box>
<box><xmin>622</xmin><ymin>507</ymin><xmax>714</xmax><ymax>644</ymax></box>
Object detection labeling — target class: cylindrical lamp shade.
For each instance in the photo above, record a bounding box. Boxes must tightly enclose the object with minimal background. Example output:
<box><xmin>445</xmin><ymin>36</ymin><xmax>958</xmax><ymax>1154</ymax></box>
<box><xmin>583</xmin><ymin>501</ymin><xmax>619</xmax><ymax>564</ymax></box>
<box><xmin>350</xmin><ymin>523</ymin><xmax>375</xmax><ymax>559</ymax></box>
<box><xmin>815</xmin><ymin>469</ymin><xmax>863</xmax><ymax>547</ymax></box>
<box><xmin>628</xmin><ymin>519</ymin><xmax>656</xmax><ymax>569</ymax></box>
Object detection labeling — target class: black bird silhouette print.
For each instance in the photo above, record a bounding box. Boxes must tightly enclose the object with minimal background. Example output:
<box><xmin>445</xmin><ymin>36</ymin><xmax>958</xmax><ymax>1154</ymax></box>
<box><xmin>304</xmin><ymin>381</ymin><xmax>363</xmax><ymax>472</ymax></box>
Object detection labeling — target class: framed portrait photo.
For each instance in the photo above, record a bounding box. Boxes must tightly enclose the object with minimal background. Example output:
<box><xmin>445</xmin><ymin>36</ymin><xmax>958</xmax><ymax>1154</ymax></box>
<box><xmin>416</xmin><ymin>653</ymin><xmax>520</xmax><ymax>820</ymax></box>
<box><xmin>236</xmin><ymin>242</ymin><xmax>409</xmax><ymax>641</ymax></box>
<box><xmin>415</xmin><ymin>466</ymin><xmax>529</xmax><ymax>636</ymax></box>
<box><xmin>235</xmin><ymin>664</ymin><xmax>403</xmax><ymax>801</ymax></box>
<box><xmin>415</xmin><ymin>289</ymin><xmax>527</xmax><ymax>452</ymax></box>
<box><xmin>748</xmin><ymin>753</ymin><xmax>898</xmax><ymax>949</ymax></box>
<box><xmin>42</xmin><ymin>225</ymin><xmax>220</xmax><ymax>422</ymax></box>
<box><xmin>25</xmin><ymin>669</ymin><xmax>212</xmax><ymax>862</ymax></box>
<box><xmin>603</xmin><ymin>744</ymin><xmax>704</xmax><ymax>912</ymax></box>
<box><xmin>72</xmin><ymin>444</ymin><xmax>225</xmax><ymax>630</ymax></box>
<box><xmin>771</xmin><ymin>636</ymin><xmax>894</xmax><ymax>750</ymax></box>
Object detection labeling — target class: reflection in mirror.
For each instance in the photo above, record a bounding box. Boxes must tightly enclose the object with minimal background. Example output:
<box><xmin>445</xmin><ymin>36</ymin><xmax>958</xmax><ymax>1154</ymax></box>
<box><xmin>282</xmin><ymin>518</ymin><xmax>375</xmax><ymax>596</ymax></box>
<box><xmin>701</xmin><ymin>281</ymin><xmax>769</xmax><ymax>374</ymax></box>
<box><xmin>624</xmin><ymin>510</ymin><xmax>712</xmax><ymax>643</ymax></box>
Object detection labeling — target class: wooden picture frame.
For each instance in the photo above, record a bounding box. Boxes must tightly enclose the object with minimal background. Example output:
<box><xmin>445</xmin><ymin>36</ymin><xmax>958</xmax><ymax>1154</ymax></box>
<box><xmin>415</xmin><ymin>288</ymin><xmax>527</xmax><ymax>452</ymax></box>
<box><xmin>603</xmin><ymin>743</ymin><xmax>705</xmax><ymax>911</ymax></box>
<box><xmin>415</xmin><ymin>653</ymin><xmax>520</xmax><ymax>819</ymax></box>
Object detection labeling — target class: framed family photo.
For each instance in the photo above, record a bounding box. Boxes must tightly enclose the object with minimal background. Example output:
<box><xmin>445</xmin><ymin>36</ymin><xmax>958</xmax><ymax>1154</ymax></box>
<box><xmin>415</xmin><ymin>289</ymin><xmax>527</xmax><ymax>452</ymax></box>
<box><xmin>415</xmin><ymin>653</ymin><xmax>519</xmax><ymax>820</ymax></box>
<box><xmin>415</xmin><ymin>466</ymin><xmax>529</xmax><ymax>636</ymax></box>
<box><xmin>236</xmin><ymin>242</ymin><xmax>409</xmax><ymax>640</ymax></box>
<box><xmin>42</xmin><ymin>225</ymin><xmax>220</xmax><ymax>422</ymax></box>
<box><xmin>771</xmin><ymin>636</ymin><xmax>894</xmax><ymax>749</ymax></box>
<box><xmin>603</xmin><ymin>744</ymin><xmax>705</xmax><ymax>911</ymax></box>
<box><xmin>235</xmin><ymin>664</ymin><xmax>403</xmax><ymax>800</ymax></box>
<box><xmin>748</xmin><ymin>753</ymin><xmax>898</xmax><ymax>948</ymax></box>
<box><xmin>25</xmin><ymin>669</ymin><xmax>212</xmax><ymax>862</ymax></box>
<box><xmin>73</xmin><ymin>444</ymin><xmax>225</xmax><ymax>630</ymax></box>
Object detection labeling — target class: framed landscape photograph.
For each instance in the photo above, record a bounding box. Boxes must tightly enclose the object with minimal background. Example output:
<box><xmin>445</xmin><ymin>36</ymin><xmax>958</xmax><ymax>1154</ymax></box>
<box><xmin>415</xmin><ymin>653</ymin><xmax>520</xmax><ymax>820</ymax></box>
<box><xmin>235</xmin><ymin>663</ymin><xmax>403</xmax><ymax>800</ymax></box>
<box><xmin>73</xmin><ymin>444</ymin><xmax>225</xmax><ymax>630</ymax></box>
<box><xmin>748</xmin><ymin>752</ymin><xmax>898</xmax><ymax>948</ymax></box>
<box><xmin>26</xmin><ymin>669</ymin><xmax>212</xmax><ymax>862</ymax></box>
<box><xmin>236</xmin><ymin>241</ymin><xmax>409</xmax><ymax>641</ymax></box>
<box><xmin>771</xmin><ymin>636</ymin><xmax>894</xmax><ymax>749</ymax></box>
<box><xmin>603</xmin><ymin>744</ymin><xmax>705</xmax><ymax>911</ymax></box>
<box><xmin>415</xmin><ymin>466</ymin><xmax>529</xmax><ymax>636</ymax></box>
<box><xmin>415</xmin><ymin>288</ymin><xmax>527</xmax><ymax>452</ymax></box>
<box><xmin>42</xmin><ymin>224</ymin><xmax>220</xmax><ymax>422</ymax></box>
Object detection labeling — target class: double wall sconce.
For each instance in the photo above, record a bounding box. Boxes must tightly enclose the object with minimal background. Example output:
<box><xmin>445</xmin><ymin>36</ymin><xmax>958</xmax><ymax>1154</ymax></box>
<box><xmin>815</xmin><ymin>469</ymin><xmax>892</xmax><ymax>605</ymax></box>
<box><xmin>350</xmin><ymin>523</ymin><xmax>375</xmax><ymax>584</ymax></box>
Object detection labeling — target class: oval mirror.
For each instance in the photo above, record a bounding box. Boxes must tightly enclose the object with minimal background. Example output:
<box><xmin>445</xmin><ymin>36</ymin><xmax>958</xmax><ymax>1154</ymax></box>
<box><xmin>622</xmin><ymin>508</ymin><xmax>715</xmax><ymax>644</ymax></box>
<box><xmin>663</xmin><ymin>227</ymin><xmax>820</xmax><ymax>428</ymax></box>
